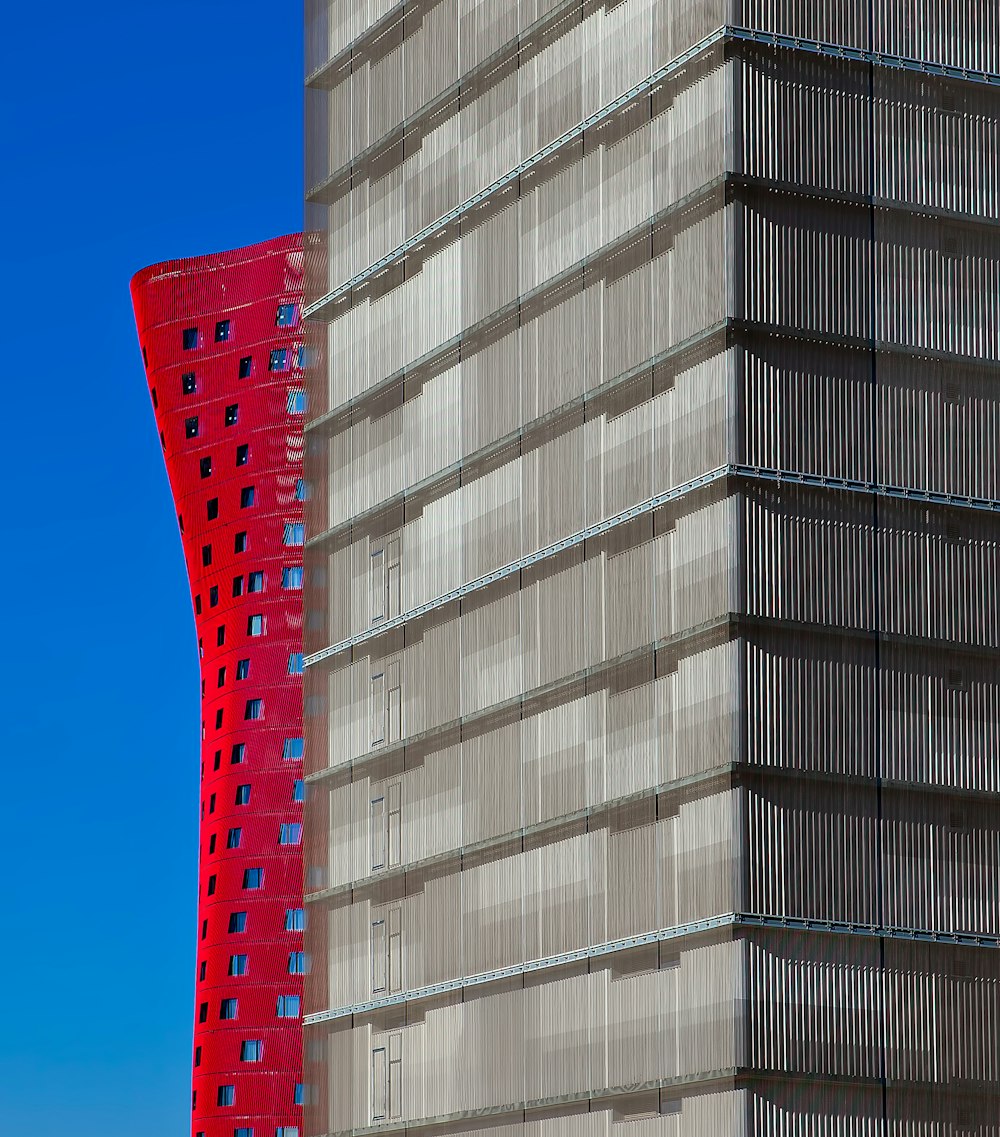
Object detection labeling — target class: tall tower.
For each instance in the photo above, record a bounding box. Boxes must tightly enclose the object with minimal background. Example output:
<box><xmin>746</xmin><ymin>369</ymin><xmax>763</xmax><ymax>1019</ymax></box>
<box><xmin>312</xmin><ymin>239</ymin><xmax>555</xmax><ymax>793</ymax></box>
<box><xmin>132</xmin><ymin>235</ymin><xmax>306</xmax><ymax>1137</ymax></box>
<box><xmin>302</xmin><ymin>4</ymin><xmax>1000</xmax><ymax>1134</ymax></box>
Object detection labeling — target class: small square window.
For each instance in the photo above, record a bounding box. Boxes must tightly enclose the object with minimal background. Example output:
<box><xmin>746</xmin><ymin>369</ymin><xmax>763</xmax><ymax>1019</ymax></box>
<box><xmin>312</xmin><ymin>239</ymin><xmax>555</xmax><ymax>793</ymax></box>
<box><xmin>207</xmin><ymin>498</ymin><xmax>219</xmax><ymax>521</ymax></box>
<box><xmin>228</xmin><ymin>911</ymin><xmax>247</xmax><ymax>933</ymax></box>
<box><xmin>238</xmin><ymin>356</ymin><xmax>253</xmax><ymax>379</ymax></box>
<box><xmin>201</xmin><ymin>545</ymin><xmax>212</xmax><ymax>567</ymax></box>
<box><xmin>236</xmin><ymin>658</ymin><xmax>250</xmax><ymax>680</ymax></box>
<box><xmin>242</xmin><ymin>867</ymin><xmax>263</xmax><ymax>889</ymax></box>
<box><xmin>248</xmin><ymin>615</ymin><xmax>264</xmax><ymax>636</ymax></box>
<box><xmin>182</xmin><ymin>327</ymin><xmax>199</xmax><ymax>350</ymax></box>
<box><xmin>276</xmin><ymin>995</ymin><xmax>301</xmax><ymax>1018</ymax></box>
<box><xmin>182</xmin><ymin>372</ymin><xmax>197</xmax><ymax>395</ymax></box>
<box><xmin>231</xmin><ymin>743</ymin><xmax>246</xmax><ymax>764</ymax></box>
<box><xmin>217</xmin><ymin>666</ymin><xmax>226</xmax><ymax>688</ymax></box>
<box><xmin>236</xmin><ymin>784</ymin><xmax>251</xmax><ymax>806</ymax></box>
<box><xmin>244</xmin><ymin>698</ymin><xmax>263</xmax><ymax>721</ymax></box>
<box><xmin>240</xmin><ymin>1040</ymin><xmax>263</xmax><ymax>1062</ymax></box>
<box><xmin>282</xmin><ymin>566</ymin><xmax>303</xmax><ymax>590</ymax></box>
<box><xmin>207</xmin><ymin>874</ymin><xmax>216</xmax><ymax>895</ymax></box>
<box><xmin>293</xmin><ymin>780</ymin><xmax>305</xmax><ymax>803</ymax></box>
<box><xmin>248</xmin><ymin>571</ymin><xmax>264</xmax><ymax>593</ymax></box>
<box><xmin>240</xmin><ymin>486</ymin><xmax>255</xmax><ymax>508</ymax></box>
<box><xmin>217</xmin><ymin>626</ymin><xmax>226</xmax><ymax>647</ymax></box>
<box><xmin>225</xmin><ymin>404</ymin><xmax>239</xmax><ymax>426</ymax></box>
<box><xmin>215</xmin><ymin>319</ymin><xmax>231</xmax><ymax>343</ymax></box>
<box><xmin>276</xmin><ymin>303</ymin><xmax>298</xmax><ymax>327</ymax></box>
<box><xmin>283</xmin><ymin>523</ymin><xmax>305</xmax><ymax>546</ymax></box>
<box><xmin>229</xmin><ymin>954</ymin><xmax>248</xmax><ymax>976</ymax></box>
<box><xmin>279</xmin><ymin>823</ymin><xmax>302</xmax><ymax>846</ymax></box>
<box><xmin>269</xmin><ymin>348</ymin><xmax>289</xmax><ymax>372</ymax></box>
<box><xmin>232</xmin><ymin>576</ymin><xmax>244</xmax><ymax>598</ymax></box>
<box><xmin>217</xmin><ymin>1084</ymin><xmax>235</xmax><ymax>1107</ymax></box>
<box><xmin>288</xmin><ymin>653</ymin><xmax>304</xmax><ymax>675</ymax></box>
<box><xmin>285</xmin><ymin>908</ymin><xmax>305</xmax><ymax>931</ymax></box>
<box><xmin>227</xmin><ymin>827</ymin><xmax>242</xmax><ymax>849</ymax></box>
<box><xmin>209</xmin><ymin>585</ymin><xmax>219</xmax><ymax>608</ymax></box>
<box><xmin>287</xmin><ymin>389</ymin><xmax>306</xmax><ymax>414</ymax></box>
<box><xmin>235</xmin><ymin>531</ymin><xmax>248</xmax><ymax>553</ymax></box>
<box><xmin>185</xmin><ymin>416</ymin><xmax>199</xmax><ymax>438</ymax></box>
<box><xmin>283</xmin><ymin>738</ymin><xmax>304</xmax><ymax>760</ymax></box>
<box><xmin>200</xmin><ymin>456</ymin><xmax>212</xmax><ymax>479</ymax></box>
<box><xmin>236</xmin><ymin>443</ymin><xmax>249</xmax><ymax>466</ymax></box>
<box><xmin>295</xmin><ymin>478</ymin><xmax>307</xmax><ymax>501</ymax></box>
<box><xmin>220</xmin><ymin>998</ymin><xmax>238</xmax><ymax>1020</ymax></box>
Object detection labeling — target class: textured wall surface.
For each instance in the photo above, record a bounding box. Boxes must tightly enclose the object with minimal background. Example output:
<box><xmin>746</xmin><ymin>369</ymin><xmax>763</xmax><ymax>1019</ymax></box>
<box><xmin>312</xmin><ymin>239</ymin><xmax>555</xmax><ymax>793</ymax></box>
<box><xmin>302</xmin><ymin>3</ymin><xmax>1000</xmax><ymax>1133</ymax></box>
<box><xmin>132</xmin><ymin>235</ymin><xmax>305</xmax><ymax>1137</ymax></box>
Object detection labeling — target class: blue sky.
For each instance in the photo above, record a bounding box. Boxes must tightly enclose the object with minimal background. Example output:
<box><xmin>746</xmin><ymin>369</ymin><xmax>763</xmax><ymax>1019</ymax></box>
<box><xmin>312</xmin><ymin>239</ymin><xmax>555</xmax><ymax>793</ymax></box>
<box><xmin>0</xmin><ymin>3</ymin><xmax>301</xmax><ymax>1132</ymax></box>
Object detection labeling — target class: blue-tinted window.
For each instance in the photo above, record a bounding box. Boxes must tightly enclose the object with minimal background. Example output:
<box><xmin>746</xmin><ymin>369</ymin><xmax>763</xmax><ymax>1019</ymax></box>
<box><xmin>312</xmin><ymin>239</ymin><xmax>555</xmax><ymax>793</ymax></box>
<box><xmin>248</xmin><ymin>571</ymin><xmax>264</xmax><ymax>593</ymax></box>
<box><xmin>283</xmin><ymin>523</ymin><xmax>305</xmax><ymax>546</ymax></box>
<box><xmin>276</xmin><ymin>303</ymin><xmax>297</xmax><ymax>327</ymax></box>
<box><xmin>288</xmin><ymin>951</ymin><xmax>306</xmax><ymax>974</ymax></box>
<box><xmin>240</xmin><ymin>1040</ymin><xmax>262</xmax><ymax>1062</ymax></box>
<box><xmin>185</xmin><ymin>416</ymin><xmax>199</xmax><ymax>438</ymax></box>
<box><xmin>182</xmin><ymin>327</ymin><xmax>198</xmax><ymax>350</ymax></box>
<box><xmin>235</xmin><ymin>784</ymin><xmax>251</xmax><ymax>805</ymax></box>
<box><xmin>242</xmin><ymin>867</ymin><xmax>263</xmax><ymax>889</ymax></box>
<box><xmin>227</xmin><ymin>827</ymin><xmax>242</xmax><ymax>849</ymax></box>
<box><xmin>276</xmin><ymin>995</ymin><xmax>301</xmax><ymax>1018</ymax></box>
<box><xmin>235</xmin><ymin>1129</ymin><xmax>254</xmax><ymax>1137</ymax></box>
<box><xmin>276</xmin><ymin>1129</ymin><xmax>299</xmax><ymax>1137</ymax></box>
<box><xmin>248</xmin><ymin>614</ymin><xmax>264</xmax><ymax>636</ymax></box>
<box><xmin>228</xmin><ymin>911</ymin><xmax>247</xmax><ymax>933</ymax></box>
<box><xmin>285</xmin><ymin>908</ymin><xmax>305</xmax><ymax>932</ymax></box>
<box><xmin>215</xmin><ymin>319</ymin><xmax>231</xmax><ymax>343</ymax></box>
<box><xmin>228</xmin><ymin>954</ymin><xmax>248</xmax><ymax>976</ymax></box>
<box><xmin>238</xmin><ymin>356</ymin><xmax>252</xmax><ymax>379</ymax></box>
<box><xmin>294</xmin><ymin>1084</ymin><xmax>304</xmax><ymax>1106</ymax></box>
<box><xmin>283</xmin><ymin>737</ymin><xmax>304</xmax><ymax>760</ymax></box>
<box><xmin>294</xmin><ymin>478</ymin><xmax>307</xmax><ymax>501</ymax></box>
<box><xmin>182</xmin><ymin>372</ymin><xmax>197</xmax><ymax>394</ymax></box>
<box><xmin>236</xmin><ymin>658</ymin><xmax>250</xmax><ymax>680</ymax></box>
<box><xmin>219</xmin><ymin>998</ymin><xmax>238</xmax><ymax>1020</ymax></box>
<box><xmin>244</xmin><ymin>699</ymin><xmax>263</xmax><ymax>721</ymax></box>
<box><xmin>279</xmin><ymin>823</ymin><xmax>302</xmax><ymax>846</ymax></box>
<box><xmin>217</xmin><ymin>1084</ymin><xmax>235</xmax><ymax>1107</ymax></box>
<box><xmin>269</xmin><ymin>348</ymin><xmax>289</xmax><ymax>372</ymax></box>
<box><xmin>287</xmin><ymin>389</ymin><xmax>306</xmax><ymax>414</ymax></box>
<box><xmin>231</xmin><ymin>743</ymin><xmax>246</xmax><ymax>764</ymax></box>
<box><xmin>288</xmin><ymin>653</ymin><xmax>304</xmax><ymax>675</ymax></box>
<box><xmin>240</xmin><ymin>486</ymin><xmax>255</xmax><ymax>508</ymax></box>
<box><xmin>293</xmin><ymin>780</ymin><xmax>305</xmax><ymax>803</ymax></box>
<box><xmin>282</xmin><ymin>566</ymin><xmax>304</xmax><ymax>590</ymax></box>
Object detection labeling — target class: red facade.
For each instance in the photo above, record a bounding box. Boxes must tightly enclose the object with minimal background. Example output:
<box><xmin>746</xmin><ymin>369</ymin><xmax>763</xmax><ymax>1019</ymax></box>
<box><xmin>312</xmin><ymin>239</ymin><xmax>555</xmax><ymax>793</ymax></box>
<box><xmin>131</xmin><ymin>235</ymin><xmax>305</xmax><ymax>1137</ymax></box>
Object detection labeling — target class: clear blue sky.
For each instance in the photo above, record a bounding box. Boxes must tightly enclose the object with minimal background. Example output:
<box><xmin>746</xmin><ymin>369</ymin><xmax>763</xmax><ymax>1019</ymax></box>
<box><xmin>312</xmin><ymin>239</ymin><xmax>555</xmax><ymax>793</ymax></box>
<box><xmin>0</xmin><ymin>4</ymin><xmax>301</xmax><ymax>1132</ymax></box>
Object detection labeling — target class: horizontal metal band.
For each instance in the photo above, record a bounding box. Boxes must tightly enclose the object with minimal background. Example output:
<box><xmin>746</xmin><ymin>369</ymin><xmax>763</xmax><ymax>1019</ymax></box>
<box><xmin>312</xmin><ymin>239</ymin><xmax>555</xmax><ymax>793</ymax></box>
<box><xmin>304</xmin><ymin>464</ymin><xmax>1000</xmax><ymax>669</ymax></box>
<box><xmin>304</xmin><ymin>911</ymin><xmax>1000</xmax><ymax>1026</ymax></box>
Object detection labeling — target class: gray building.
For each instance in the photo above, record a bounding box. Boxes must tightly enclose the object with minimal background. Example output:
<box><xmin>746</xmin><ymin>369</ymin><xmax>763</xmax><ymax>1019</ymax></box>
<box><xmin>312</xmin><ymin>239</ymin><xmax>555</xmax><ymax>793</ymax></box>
<box><xmin>301</xmin><ymin>3</ymin><xmax>1000</xmax><ymax>1133</ymax></box>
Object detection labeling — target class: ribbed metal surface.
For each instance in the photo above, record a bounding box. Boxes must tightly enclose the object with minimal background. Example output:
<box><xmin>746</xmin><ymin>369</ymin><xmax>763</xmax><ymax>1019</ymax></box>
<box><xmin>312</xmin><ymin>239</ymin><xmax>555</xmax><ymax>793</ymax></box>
<box><xmin>303</xmin><ymin>2</ymin><xmax>1000</xmax><ymax>1133</ymax></box>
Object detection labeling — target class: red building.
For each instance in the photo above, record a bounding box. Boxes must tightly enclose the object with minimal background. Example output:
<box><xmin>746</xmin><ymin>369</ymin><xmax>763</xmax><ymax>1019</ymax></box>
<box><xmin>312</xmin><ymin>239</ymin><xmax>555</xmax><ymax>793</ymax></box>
<box><xmin>131</xmin><ymin>235</ymin><xmax>305</xmax><ymax>1137</ymax></box>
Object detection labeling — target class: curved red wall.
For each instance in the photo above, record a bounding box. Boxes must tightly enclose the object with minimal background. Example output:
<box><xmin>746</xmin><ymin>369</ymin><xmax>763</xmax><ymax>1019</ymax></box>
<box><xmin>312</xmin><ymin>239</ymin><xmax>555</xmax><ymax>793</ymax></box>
<box><xmin>131</xmin><ymin>235</ymin><xmax>304</xmax><ymax>1137</ymax></box>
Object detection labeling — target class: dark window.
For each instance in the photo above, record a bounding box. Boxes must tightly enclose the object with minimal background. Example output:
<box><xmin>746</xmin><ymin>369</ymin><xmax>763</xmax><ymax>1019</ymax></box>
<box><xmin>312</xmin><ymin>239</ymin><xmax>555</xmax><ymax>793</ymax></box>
<box><xmin>213</xmin><ymin>750</ymin><xmax>221</xmax><ymax>770</ymax></box>
<box><xmin>207</xmin><ymin>498</ymin><xmax>219</xmax><ymax>521</ymax></box>
<box><xmin>228</xmin><ymin>911</ymin><xmax>247</xmax><ymax>933</ymax></box>
<box><xmin>217</xmin><ymin>626</ymin><xmax>226</xmax><ymax>647</ymax></box>
<box><xmin>217</xmin><ymin>1084</ymin><xmax>235</xmax><ymax>1107</ymax></box>
<box><xmin>201</xmin><ymin>919</ymin><xmax>208</xmax><ymax>940</ymax></box>
<box><xmin>142</xmin><ymin>345</ymin><xmax>148</xmax><ymax>366</ymax></box>
<box><xmin>219</xmin><ymin>998</ymin><xmax>238</xmax><ymax>1020</ymax></box>
<box><xmin>178</xmin><ymin>513</ymin><xmax>184</xmax><ymax>532</ymax></box>
<box><xmin>159</xmin><ymin>429</ymin><xmax>165</xmax><ymax>450</ymax></box>
<box><xmin>238</xmin><ymin>355</ymin><xmax>252</xmax><ymax>378</ymax></box>
<box><xmin>236</xmin><ymin>658</ymin><xmax>250</xmax><ymax>680</ymax></box>
<box><xmin>201</xmin><ymin>545</ymin><xmax>212</xmax><ymax>567</ymax></box>
<box><xmin>194</xmin><ymin>1046</ymin><xmax>202</xmax><ymax>1066</ymax></box>
<box><xmin>240</xmin><ymin>486</ymin><xmax>255</xmax><ymax>508</ymax></box>
<box><xmin>244</xmin><ymin>699</ymin><xmax>263</xmax><ymax>721</ymax></box>
<box><xmin>276</xmin><ymin>303</ymin><xmax>298</xmax><ymax>327</ymax></box>
<box><xmin>242</xmin><ymin>867</ymin><xmax>263</xmax><ymax>889</ymax></box>
<box><xmin>269</xmin><ymin>348</ymin><xmax>289</xmax><ymax>372</ymax></box>
<box><xmin>198</xmin><ymin>1002</ymin><xmax>208</xmax><ymax>1023</ymax></box>
<box><xmin>209</xmin><ymin>834</ymin><xmax>216</xmax><ymax>853</ymax></box>
<box><xmin>209</xmin><ymin>585</ymin><xmax>219</xmax><ymax>607</ymax></box>
<box><xmin>215</xmin><ymin>319</ymin><xmax>231</xmax><ymax>343</ymax></box>
<box><xmin>214</xmin><ymin>709</ymin><xmax>223</xmax><ymax>730</ymax></box>
<box><xmin>182</xmin><ymin>372</ymin><xmax>197</xmax><ymax>394</ymax></box>
<box><xmin>227</xmin><ymin>827</ymin><xmax>242</xmax><ymax>849</ymax></box>
<box><xmin>236</xmin><ymin>785</ymin><xmax>251</xmax><ymax>806</ymax></box>
<box><xmin>234</xmin><ymin>531</ymin><xmax>248</xmax><ymax>553</ymax></box>
<box><xmin>232</xmin><ymin>576</ymin><xmax>244</xmax><ymax>598</ymax></box>
<box><xmin>209</xmin><ymin>794</ymin><xmax>216</xmax><ymax>814</ymax></box>
<box><xmin>185</xmin><ymin>416</ymin><xmax>199</xmax><ymax>439</ymax></box>
<box><xmin>231</xmin><ymin>743</ymin><xmax>245</xmax><ymax>764</ymax></box>
<box><xmin>200</xmin><ymin>456</ymin><xmax>212</xmax><ymax>479</ymax></box>
<box><xmin>217</xmin><ymin>666</ymin><xmax>226</xmax><ymax>688</ymax></box>
<box><xmin>235</xmin><ymin>443</ymin><xmax>249</xmax><ymax>466</ymax></box>
<box><xmin>182</xmin><ymin>327</ymin><xmax>198</xmax><ymax>350</ymax></box>
<box><xmin>225</xmin><ymin>404</ymin><xmax>239</xmax><ymax>427</ymax></box>
<box><xmin>151</xmin><ymin>387</ymin><xmax>158</xmax><ymax>409</ymax></box>
<box><xmin>195</xmin><ymin>595</ymin><xmax>202</xmax><ymax>615</ymax></box>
